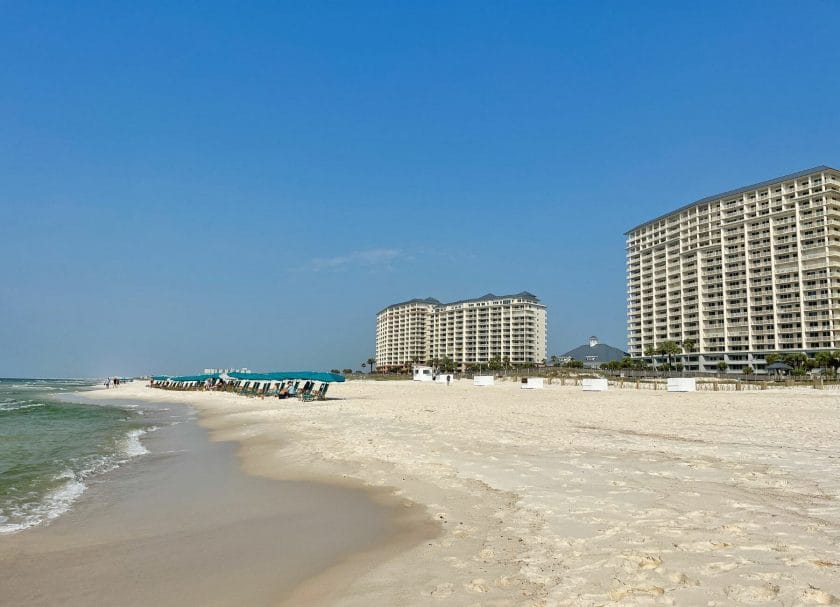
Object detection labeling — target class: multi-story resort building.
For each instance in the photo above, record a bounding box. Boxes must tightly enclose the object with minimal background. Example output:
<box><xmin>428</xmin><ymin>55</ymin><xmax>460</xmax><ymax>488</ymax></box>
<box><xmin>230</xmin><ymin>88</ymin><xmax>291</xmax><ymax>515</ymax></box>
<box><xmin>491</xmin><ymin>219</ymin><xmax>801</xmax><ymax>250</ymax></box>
<box><xmin>626</xmin><ymin>165</ymin><xmax>840</xmax><ymax>373</ymax></box>
<box><xmin>376</xmin><ymin>292</ymin><xmax>548</xmax><ymax>372</ymax></box>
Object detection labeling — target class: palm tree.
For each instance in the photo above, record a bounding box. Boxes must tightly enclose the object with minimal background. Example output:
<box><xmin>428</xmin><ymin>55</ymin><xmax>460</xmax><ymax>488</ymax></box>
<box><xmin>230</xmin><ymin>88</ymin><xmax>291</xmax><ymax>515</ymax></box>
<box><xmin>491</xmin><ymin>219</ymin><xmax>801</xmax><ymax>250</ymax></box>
<box><xmin>366</xmin><ymin>357</ymin><xmax>376</xmax><ymax>374</ymax></box>
<box><xmin>659</xmin><ymin>341</ymin><xmax>682</xmax><ymax>369</ymax></box>
<box><xmin>681</xmin><ymin>339</ymin><xmax>695</xmax><ymax>367</ymax></box>
<box><xmin>831</xmin><ymin>350</ymin><xmax>840</xmax><ymax>375</ymax></box>
<box><xmin>644</xmin><ymin>344</ymin><xmax>658</xmax><ymax>371</ymax></box>
<box><xmin>677</xmin><ymin>339</ymin><xmax>695</xmax><ymax>370</ymax></box>
<box><xmin>815</xmin><ymin>351</ymin><xmax>832</xmax><ymax>374</ymax></box>
<box><xmin>784</xmin><ymin>352</ymin><xmax>808</xmax><ymax>373</ymax></box>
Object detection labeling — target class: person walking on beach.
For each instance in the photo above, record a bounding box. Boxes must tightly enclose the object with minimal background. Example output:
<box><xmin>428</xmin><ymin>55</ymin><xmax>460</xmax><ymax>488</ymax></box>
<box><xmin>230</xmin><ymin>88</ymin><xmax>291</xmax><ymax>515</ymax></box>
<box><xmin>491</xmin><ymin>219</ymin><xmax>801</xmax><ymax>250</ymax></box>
<box><xmin>104</xmin><ymin>378</ymin><xmax>110</xmax><ymax>389</ymax></box>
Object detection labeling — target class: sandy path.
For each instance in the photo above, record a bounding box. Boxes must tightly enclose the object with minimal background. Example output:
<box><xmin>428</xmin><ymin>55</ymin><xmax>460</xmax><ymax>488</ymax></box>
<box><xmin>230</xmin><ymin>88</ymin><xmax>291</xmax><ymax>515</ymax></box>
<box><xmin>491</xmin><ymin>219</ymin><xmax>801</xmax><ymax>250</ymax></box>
<box><xmin>99</xmin><ymin>380</ymin><xmax>840</xmax><ymax>606</ymax></box>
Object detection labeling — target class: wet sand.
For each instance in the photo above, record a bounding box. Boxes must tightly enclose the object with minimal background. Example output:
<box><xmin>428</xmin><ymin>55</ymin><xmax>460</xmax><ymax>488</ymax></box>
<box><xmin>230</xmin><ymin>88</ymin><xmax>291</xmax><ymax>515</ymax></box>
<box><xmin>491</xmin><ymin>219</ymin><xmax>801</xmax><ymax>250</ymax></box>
<box><xmin>0</xmin><ymin>396</ymin><xmax>435</xmax><ymax>606</ymax></box>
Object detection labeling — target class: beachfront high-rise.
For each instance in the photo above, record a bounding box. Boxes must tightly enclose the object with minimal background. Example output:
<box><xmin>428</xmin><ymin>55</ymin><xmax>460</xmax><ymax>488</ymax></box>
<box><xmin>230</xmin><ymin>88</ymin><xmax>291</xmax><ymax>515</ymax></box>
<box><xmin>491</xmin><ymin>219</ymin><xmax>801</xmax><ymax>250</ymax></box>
<box><xmin>626</xmin><ymin>166</ymin><xmax>840</xmax><ymax>373</ymax></box>
<box><xmin>376</xmin><ymin>292</ymin><xmax>547</xmax><ymax>372</ymax></box>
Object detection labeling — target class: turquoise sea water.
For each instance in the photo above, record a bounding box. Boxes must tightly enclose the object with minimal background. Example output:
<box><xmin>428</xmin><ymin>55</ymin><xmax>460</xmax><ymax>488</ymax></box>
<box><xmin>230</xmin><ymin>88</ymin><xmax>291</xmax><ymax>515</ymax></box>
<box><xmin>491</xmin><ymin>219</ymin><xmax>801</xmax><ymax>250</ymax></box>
<box><xmin>0</xmin><ymin>378</ymin><xmax>148</xmax><ymax>533</ymax></box>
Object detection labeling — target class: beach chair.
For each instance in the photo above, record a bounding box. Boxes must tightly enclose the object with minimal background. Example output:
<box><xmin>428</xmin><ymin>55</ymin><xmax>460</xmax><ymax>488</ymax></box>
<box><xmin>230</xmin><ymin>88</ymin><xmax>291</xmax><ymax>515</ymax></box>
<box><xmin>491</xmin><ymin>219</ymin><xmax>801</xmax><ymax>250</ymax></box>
<box><xmin>317</xmin><ymin>383</ymin><xmax>329</xmax><ymax>400</ymax></box>
<box><xmin>301</xmin><ymin>383</ymin><xmax>329</xmax><ymax>402</ymax></box>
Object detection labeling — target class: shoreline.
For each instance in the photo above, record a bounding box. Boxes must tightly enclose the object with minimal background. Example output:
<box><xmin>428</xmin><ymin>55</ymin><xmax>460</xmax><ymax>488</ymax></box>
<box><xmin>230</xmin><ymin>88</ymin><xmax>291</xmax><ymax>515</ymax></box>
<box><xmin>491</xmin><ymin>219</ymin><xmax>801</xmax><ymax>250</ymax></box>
<box><xmin>0</xmin><ymin>386</ymin><xmax>436</xmax><ymax>607</ymax></box>
<box><xmin>193</xmin><ymin>396</ymin><xmax>442</xmax><ymax>606</ymax></box>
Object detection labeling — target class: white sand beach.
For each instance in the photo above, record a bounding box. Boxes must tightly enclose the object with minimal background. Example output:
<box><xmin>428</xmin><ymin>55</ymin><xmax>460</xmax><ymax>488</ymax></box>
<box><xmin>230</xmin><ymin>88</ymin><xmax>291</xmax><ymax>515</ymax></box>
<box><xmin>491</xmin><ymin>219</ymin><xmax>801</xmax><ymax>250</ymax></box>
<box><xmin>83</xmin><ymin>379</ymin><xmax>840</xmax><ymax>606</ymax></box>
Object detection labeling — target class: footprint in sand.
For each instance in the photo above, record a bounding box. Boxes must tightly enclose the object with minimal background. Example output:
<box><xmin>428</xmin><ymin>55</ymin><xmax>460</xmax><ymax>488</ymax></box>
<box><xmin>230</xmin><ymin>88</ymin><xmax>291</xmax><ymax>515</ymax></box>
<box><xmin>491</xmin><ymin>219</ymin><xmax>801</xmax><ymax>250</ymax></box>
<box><xmin>622</xmin><ymin>553</ymin><xmax>663</xmax><ymax>570</ymax></box>
<box><xmin>495</xmin><ymin>576</ymin><xmax>521</xmax><ymax>588</ymax></box>
<box><xmin>430</xmin><ymin>583</ymin><xmax>454</xmax><ymax>598</ymax></box>
<box><xmin>801</xmin><ymin>586</ymin><xmax>840</xmax><ymax>605</ymax></box>
<box><xmin>464</xmin><ymin>579</ymin><xmax>489</xmax><ymax>593</ymax></box>
<box><xmin>701</xmin><ymin>561</ymin><xmax>741</xmax><ymax>575</ymax></box>
<box><xmin>668</xmin><ymin>572</ymin><xmax>699</xmax><ymax>587</ymax></box>
<box><xmin>724</xmin><ymin>583</ymin><xmax>780</xmax><ymax>603</ymax></box>
<box><xmin>609</xmin><ymin>585</ymin><xmax>665</xmax><ymax>600</ymax></box>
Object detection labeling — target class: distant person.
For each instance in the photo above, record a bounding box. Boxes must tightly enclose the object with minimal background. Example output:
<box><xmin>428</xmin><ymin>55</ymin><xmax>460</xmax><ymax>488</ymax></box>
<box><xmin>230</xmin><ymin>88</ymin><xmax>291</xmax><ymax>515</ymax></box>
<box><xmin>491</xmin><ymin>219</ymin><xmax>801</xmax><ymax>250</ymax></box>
<box><xmin>104</xmin><ymin>378</ymin><xmax>110</xmax><ymax>389</ymax></box>
<box><xmin>447</xmin><ymin>375</ymin><xmax>451</xmax><ymax>386</ymax></box>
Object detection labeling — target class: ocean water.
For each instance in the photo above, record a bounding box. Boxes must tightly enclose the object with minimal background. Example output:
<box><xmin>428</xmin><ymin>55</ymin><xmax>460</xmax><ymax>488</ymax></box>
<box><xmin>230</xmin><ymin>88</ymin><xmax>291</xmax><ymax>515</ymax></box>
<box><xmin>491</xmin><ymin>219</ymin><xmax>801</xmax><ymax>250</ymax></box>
<box><xmin>0</xmin><ymin>378</ymin><xmax>149</xmax><ymax>534</ymax></box>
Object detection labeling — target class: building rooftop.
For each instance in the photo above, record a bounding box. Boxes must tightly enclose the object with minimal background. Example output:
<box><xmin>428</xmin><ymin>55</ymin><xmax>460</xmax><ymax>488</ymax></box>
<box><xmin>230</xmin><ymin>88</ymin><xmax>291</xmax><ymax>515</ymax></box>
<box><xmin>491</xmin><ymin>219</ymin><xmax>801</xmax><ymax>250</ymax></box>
<box><xmin>625</xmin><ymin>165</ymin><xmax>838</xmax><ymax>235</ymax></box>
<box><xmin>380</xmin><ymin>292</ymin><xmax>541</xmax><ymax>314</ymax></box>
<box><xmin>443</xmin><ymin>291</ymin><xmax>541</xmax><ymax>307</ymax></box>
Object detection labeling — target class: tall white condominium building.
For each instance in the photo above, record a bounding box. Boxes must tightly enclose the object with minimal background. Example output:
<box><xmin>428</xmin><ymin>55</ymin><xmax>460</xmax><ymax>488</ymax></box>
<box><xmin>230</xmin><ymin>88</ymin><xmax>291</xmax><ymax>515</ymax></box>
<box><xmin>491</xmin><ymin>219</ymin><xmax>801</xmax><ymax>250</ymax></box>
<box><xmin>626</xmin><ymin>165</ymin><xmax>840</xmax><ymax>373</ymax></box>
<box><xmin>376</xmin><ymin>292</ymin><xmax>547</xmax><ymax>372</ymax></box>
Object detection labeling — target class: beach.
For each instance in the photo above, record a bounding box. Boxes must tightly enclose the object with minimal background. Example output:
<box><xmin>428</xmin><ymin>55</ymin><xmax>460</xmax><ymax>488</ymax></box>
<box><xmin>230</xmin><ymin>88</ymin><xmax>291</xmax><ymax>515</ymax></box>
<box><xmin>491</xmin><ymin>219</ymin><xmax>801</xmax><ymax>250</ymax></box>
<box><xmin>0</xmin><ymin>391</ymin><xmax>433</xmax><ymax>607</ymax></box>
<box><xmin>58</xmin><ymin>378</ymin><xmax>840</xmax><ymax>605</ymax></box>
<box><xmin>7</xmin><ymin>378</ymin><xmax>840</xmax><ymax>605</ymax></box>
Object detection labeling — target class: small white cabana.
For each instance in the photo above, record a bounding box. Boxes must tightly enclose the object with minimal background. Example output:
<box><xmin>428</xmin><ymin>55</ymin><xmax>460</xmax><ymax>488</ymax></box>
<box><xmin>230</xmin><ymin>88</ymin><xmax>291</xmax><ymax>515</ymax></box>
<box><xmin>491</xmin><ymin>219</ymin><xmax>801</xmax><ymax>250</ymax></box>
<box><xmin>582</xmin><ymin>378</ymin><xmax>608</xmax><ymax>391</ymax></box>
<box><xmin>413</xmin><ymin>365</ymin><xmax>434</xmax><ymax>382</ymax></box>
<box><xmin>520</xmin><ymin>377</ymin><xmax>544</xmax><ymax>389</ymax></box>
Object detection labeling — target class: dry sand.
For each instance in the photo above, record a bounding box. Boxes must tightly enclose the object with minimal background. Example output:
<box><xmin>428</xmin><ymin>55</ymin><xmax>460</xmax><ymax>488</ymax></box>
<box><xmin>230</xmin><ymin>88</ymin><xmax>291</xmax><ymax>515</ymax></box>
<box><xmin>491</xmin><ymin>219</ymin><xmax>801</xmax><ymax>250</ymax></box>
<box><xmin>87</xmin><ymin>379</ymin><xmax>840</xmax><ymax>605</ymax></box>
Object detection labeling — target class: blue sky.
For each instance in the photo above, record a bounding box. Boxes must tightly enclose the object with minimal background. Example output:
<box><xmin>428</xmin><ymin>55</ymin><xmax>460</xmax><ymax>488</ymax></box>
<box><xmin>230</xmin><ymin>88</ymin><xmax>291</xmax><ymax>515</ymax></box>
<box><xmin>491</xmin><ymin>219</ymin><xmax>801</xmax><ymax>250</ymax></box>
<box><xmin>1</xmin><ymin>1</ymin><xmax>839</xmax><ymax>377</ymax></box>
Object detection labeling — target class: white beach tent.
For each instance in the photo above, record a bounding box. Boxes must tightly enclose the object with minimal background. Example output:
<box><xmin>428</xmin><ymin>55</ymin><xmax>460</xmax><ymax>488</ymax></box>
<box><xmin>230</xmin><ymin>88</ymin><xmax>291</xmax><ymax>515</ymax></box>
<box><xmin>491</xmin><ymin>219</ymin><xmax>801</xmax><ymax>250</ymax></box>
<box><xmin>520</xmin><ymin>377</ymin><xmax>544</xmax><ymax>389</ymax></box>
<box><xmin>667</xmin><ymin>378</ymin><xmax>697</xmax><ymax>392</ymax></box>
<box><xmin>413</xmin><ymin>366</ymin><xmax>434</xmax><ymax>382</ymax></box>
<box><xmin>582</xmin><ymin>378</ymin><xmax>608</xmax><ymax>391</ymax></box>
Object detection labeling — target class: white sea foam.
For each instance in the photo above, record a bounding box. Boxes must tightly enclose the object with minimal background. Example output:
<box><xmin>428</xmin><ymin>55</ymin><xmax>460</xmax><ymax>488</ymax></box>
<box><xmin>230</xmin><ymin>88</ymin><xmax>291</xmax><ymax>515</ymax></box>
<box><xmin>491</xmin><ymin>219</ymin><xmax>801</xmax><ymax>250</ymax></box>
<box><xmin>0</xmin><ymin>401</ymin><xmax>46</xmax><ymax>412</ymax></box>
<box><xmin>0</xmin><ymin>427</ymin><xmax>152</xmax><ymax>534</ymax></box>
<box><xmin>0</xmin><ymin>476</ymin><xmax>87</xmax><ymax>534</ymax></box>
<box><xmin>122</xmin><ymin>429</ymin><xmax>149</xmax><ymax>457</ymax></box>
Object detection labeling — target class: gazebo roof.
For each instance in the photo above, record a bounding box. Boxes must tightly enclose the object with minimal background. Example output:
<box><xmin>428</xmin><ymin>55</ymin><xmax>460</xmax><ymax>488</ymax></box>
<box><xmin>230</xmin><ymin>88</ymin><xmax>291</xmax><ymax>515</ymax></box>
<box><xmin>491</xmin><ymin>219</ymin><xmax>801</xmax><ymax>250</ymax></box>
<box><xmin>766</xmin><ymin>362</ymin><xmax>793</xmax><ymax>371</ymax></box>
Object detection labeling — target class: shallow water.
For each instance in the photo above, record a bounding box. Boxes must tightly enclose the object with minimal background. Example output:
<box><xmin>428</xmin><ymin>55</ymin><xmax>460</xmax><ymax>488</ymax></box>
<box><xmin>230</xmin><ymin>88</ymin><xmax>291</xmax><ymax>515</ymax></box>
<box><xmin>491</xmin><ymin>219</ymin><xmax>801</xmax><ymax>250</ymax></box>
<box><xmin>0</xmin><ymin>378</ymin><xmax>148</xmax><ymax>533</ymax></box>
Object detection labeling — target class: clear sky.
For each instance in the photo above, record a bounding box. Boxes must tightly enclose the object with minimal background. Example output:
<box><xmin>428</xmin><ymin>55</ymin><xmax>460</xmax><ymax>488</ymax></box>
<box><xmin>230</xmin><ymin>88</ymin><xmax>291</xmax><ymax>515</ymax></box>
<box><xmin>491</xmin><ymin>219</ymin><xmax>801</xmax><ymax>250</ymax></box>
<box><xmin>2</xmin><ymin>1</ymin><xmax>839</xmax><ymax>377</ymax></box>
